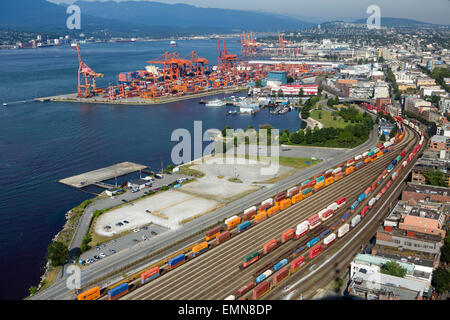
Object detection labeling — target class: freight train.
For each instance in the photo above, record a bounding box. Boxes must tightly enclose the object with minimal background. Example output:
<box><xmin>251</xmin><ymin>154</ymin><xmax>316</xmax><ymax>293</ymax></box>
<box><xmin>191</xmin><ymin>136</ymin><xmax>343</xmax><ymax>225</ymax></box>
<box><xmin>77</xmin><ymin>110</ymin><xmax>424</xmax><ymax>301</ymax></box>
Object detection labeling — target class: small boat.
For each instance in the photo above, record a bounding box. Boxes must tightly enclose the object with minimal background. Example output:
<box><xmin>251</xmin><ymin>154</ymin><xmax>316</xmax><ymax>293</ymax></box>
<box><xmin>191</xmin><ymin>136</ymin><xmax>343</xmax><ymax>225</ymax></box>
<box><xmin>2</xmin><ymin>103</ymin><xmax>7</xmax><ymax>107</ymax></box>
<box><xmin>205</xmin><ymin>99</ymin><xmax>226</xmax><ymax>107</ymax></box>
<box><xmin>227</xmin><ymin>110</ymin><xmax>238</xmax><ymax>115</ymax></box>
<box><xmin>170</xmin><ymin>40</ymin><xmax>177</xmax><ymax>47</ymax></box>
<box><xmin>199</xmin><ymin>99</ymin><xmax>207</xmax><ymax>104</ymax></box>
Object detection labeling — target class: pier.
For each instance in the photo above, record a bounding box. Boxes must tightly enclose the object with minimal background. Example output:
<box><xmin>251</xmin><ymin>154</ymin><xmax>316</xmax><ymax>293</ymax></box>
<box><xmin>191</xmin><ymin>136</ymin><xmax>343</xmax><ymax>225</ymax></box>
<box><xmin>59</xmin><ymin>162</ymin><xmax>147</xmax><ymax>189</ymax></box>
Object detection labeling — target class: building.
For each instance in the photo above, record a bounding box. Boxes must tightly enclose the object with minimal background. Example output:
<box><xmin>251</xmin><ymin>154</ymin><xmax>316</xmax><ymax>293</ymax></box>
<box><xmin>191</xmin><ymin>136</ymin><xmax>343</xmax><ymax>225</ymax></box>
<box><xmin>411</xmin><ymin>158</ymin><xmax>450</xmax><ymax>187</ymax></box>
<box><xmin>439</xmin><ymin>98</ymin><xmax>450</xmax><ymax>114</ymax></box>
<box><xmin>428</xmin><ymin>135</ymin><xmax>449</xmax><ymax>153</ymax></box>
<box><xmin>266</xmin><ymin>71</ymin><xmax>287</xmax><ymax>87</ymax></box>
<box><xmin>376</xmin><ymin>97</ymin><xmax>391</xmax><ymax>109</ymax></box>
<box><xmin>404</xmin><ymin>96</ymin><xmax>432</xmax><ymax>116</ymax></box>
<box><xmin>105</xmin><ymin>188</ymin><xmax>122</xmax><ymax>197</ymax></box>
<box><xmin>270</xmin><ymin>84</ymin><xmax>318</xmax><ymax>96</ymax></box>
<box><xmin>127</xmin><ymin>179</ymin><xmax>149</xmax><ymax>190</ymax></box>
<box><xmin>402</xmin><ymin>182</ymin><xmax>450</xmax><ymax>204</ymax></box>
<box><xmin>374</xmin><ymin>82</ymin><xmax>390</xmax><ymax>99</ymax></box>
<box><xmin>421</xmin><ymin>110</ymin><xmax>441</xmax><ymax>123</ymax></box>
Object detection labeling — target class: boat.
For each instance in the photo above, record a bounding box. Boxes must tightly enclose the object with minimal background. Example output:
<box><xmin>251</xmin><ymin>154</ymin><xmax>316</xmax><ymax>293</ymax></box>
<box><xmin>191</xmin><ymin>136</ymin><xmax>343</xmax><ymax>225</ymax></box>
<box><xmin>170</xmin><ymin>40</ymin><xmax>177</xmax><ymax>47</ymax></box>
<box><xmin>205</xmin><ymin>99</ymin><xmax>226</xmax><ymax>107</ymax></box>
<box><xmin>227</xmin><ymin>110</ymin><xmax>238</xmax><ymax>115</ymax></box>
<box><xmin>2</xmin><ymin>103</ymin><xmax>7</xmax><ymax>107</ymax></box>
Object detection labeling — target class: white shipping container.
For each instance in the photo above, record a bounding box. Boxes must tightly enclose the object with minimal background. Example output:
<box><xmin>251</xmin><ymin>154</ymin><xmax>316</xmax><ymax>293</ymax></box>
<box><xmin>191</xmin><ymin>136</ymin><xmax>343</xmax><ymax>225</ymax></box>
<box><xmin>317</xmin><ymin>208</ymin><xmax>328</xmax><ymax>219</ymax></box>
<box><xmin>355</xmin><ymin>155</ymin><xmax>362</xmax><ymax>161</ymax></box>
<box><xmin>224</xmin><ymin>295</ymin><xmax>236</xmax><ymax>300</ymax></box>
<box><xmin>333</xmin><ymin>167</ymin><xmax>342</xmax><ymax>174</ymax></box>
<box><xmin>376</xmin><ymin>193</ymin><xmax>382</xmax><ymax>201</ymax></box>
<box><xmin>296</xmin><ymin>221</ymin><xmax>309</xmax><ymax>236</ymax></box>
<box><xmin>244</xmin><ymin>206</ymin><xmax>257</xmax><ymax>215</ymax></box>
<box><xmin>338</xmin><ymin>223</ymin><xmax>350</xmax><ymax>238</ymax></box>
<box><xmin>362</xmin><ymin>152</ymin><xmax>369</xmax><ymax>157</ymax></box>
<box><xmin>224</xmin><ymin>215</ymin><xmax>239</xmax><ymax>225</ymax></box>
<box><xmin>402</xmin><ymin>161</ymin><xmax>407</xmax><ymax>168</ymax></box>
<box><xmin>368</xmin><ymin>197</ymin><xmax>376</xmax><ymax>208</ymax></box>
<box><xmin>392</xmin><ymin>172</ymin><xmax>398</xmax><ymax>180</ymax></box>
<box><xmin>323</xmin><ymin>233</ymin><xmax>336</xmax><ymax>246</ymax></box>
<box><xmin>351</xmin><ymin>215</ymin><xmax>361</xmax><ymax>228</ymax></box>
<box><xmin>327</xmin><ymin>202</ymin><xmax>338</xmax><ymax>212</ymax></box>
<box><xmin>261</xmin><ymin>198</ymin><xmax>273</xmax><ymax>206</ymax></box>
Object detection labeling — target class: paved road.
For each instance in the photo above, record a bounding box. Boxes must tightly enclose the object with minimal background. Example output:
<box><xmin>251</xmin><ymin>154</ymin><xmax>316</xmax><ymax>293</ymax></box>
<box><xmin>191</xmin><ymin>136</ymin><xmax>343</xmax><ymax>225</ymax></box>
<box><xmin>31</xmin><ymin>123</ymin><xmax>380</xmax><ymax>300</ymax></box>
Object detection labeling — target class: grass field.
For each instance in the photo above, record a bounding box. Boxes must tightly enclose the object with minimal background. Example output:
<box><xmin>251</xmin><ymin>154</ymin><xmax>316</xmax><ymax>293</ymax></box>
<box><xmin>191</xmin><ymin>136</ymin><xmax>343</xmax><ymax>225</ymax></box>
<box><xmin>310</xmin><ymin>109</ymin><xmax>348</xmax><ymax>129</ymax></box>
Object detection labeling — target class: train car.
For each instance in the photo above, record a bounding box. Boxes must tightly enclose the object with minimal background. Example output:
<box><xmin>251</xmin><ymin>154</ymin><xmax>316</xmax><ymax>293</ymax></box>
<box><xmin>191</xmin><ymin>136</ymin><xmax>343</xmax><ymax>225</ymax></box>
<box><xmin>314</xmin><ymin>181</ymin><xmax>325</xmax><ymax>191</ymax></box>
<box><xmin>273</xmin><ymin>259</ymin><xmax>288</xmax><ymax>271</ymax></box>
<box><xmin>377</xmin><ymin>151</ymin><xmax>383</xmax><ymax>158</ymax></box>
<box><xmin>254</xmin><ymin>211</ymin><xmax>267</xmax><ymax>224</ymax></box>
<box><xmin>345</xmin><ymin>166</ymin><xmax>355</xmax><ymax>175</ymax></box>
<box><xmin>330</xmin><ymin>220</ymin><xmax>341</xmax><ymax>230</ymax></box>
<box><xmin>315</xmin><ymin>175</ymin><xmax>325</xmax><ymax>183</ymax></box>
<box><xmin>319</xmin><ymin>229</ymin><xmax>331</xmax><ymax>240</ymax></box>
<box><xmin>368</xmin><ymin>197</ymin><xmax>377</xmax><ymax>208</ymax></box>
<box><xmin>261</xmin><ymin>198</ymin><xmax>274</xmax><ymax>207</ymax></box>
<box><xmin>291</xmin><ymin>193</ymin><xmax>303</xmax><ymax>204</ymax></box>
<box><xmin>257</xmin><ymin>203</ymin><xmax>271</xmax><ymax>213</ymax></box>
<box><xmin>256</xmin><ymin>270</ymin><xmax>272</xmax><ymax>284</ymax></box>
<box><xmin>243</xmin><ymin>206</ymin><xmax>257</xmax><ymax>221</ymax></box>
<box><xmin>337</xmin><ymin>223</ymin><xmax>350</xmax><ymax>238</ymax></box>
<box><xmin>308</xmin><ymin>244</ymin><xmax>322</xmax><ymax>259</ymax></box>
<box><xmin>242</xmin><ymin>251</ymin><xmax>259</xmax><ymax>268</ymax></box>
<box><xmin>364</xmin><ymin>187</ymin><xmax>371</xmax><ymax>197</ymax></box>
<box><xmin>237</xmin><ymin>221</ymin><xmax>251</xmax><ymax>233</ymax></box>
<box><xmin>355</xmin><ymin>154</ymin><xmax>363</xmax><ymax>162</ymax></box>
<box><xmin>351</xmin><ymin>201</ymin><xmax>359</xmax><ymax>212</ymax></box>
<box><xmin>287</xmin><ymin>187</ymin><xmax>299</xmax><ymax>197</ymax></box>
<box><xmin>371</xmin><ymin>180</ymin><xmax>378</xmax><ymax>191</ymax></box>
<box><xmin>327</xmin><ymin>202</ymin><xmax>338</xmax><ymax>212</ymax></box>
<box><xmin>140</xmin><ymin>267</ymin><xmax>160</xmax><ymax>285</ymax></box>
<box><xmin>274</xmin><ymin>192</ymin><xmax>286</xmax><ymax>205</ymax></box>
<box><xmin>346</xmin><ymin>159</ymin><xmax>355</xmax><ymax>167</ymax></box>
<box><xmin>387</xmin><ymin>164</ymin><xmax>394</xmax><ymax>173</ymax></box>
<box><xmin>205</xmin><ymin>226</ymin><xmax>221</xmax><ymax>241</ymax></box>
<box><xmin>267</xmin><ymin>205</ymin><xmax>280</xmax><ymax>217</ymax></box>
<box><xmin>108</xmin><ymin>283</ymin><xmax>129</xmax><ymax>300</ymax></box>
<box><xmin>351</xmin><ymin>214</ymin><xmax>361</xmax><ymax>228</ymax></box>
<box><xmin>308</xmin><ymin>214</ymin><xmax>321</xmax><ymax>229</ymax></box>
<box><xmin>364</xmin><ymin>157</ymin><xmax>372</xmax><ymax>165</ymax></box>
<box><xmin>355</xmin><ymin>161</ymin><xmax>364</xmax><ymax>170</ymax></box>
<box><xmin>292</xmin><ymin>245</ymin><xmax>306</xmax><ymax>258</ymax></box>
<box><xmin>300</xmin><ymin>180</ymin><xmax>310</xmax><ymax>187</ymax></box>
<box><xmin>295</xmin><ymin>221</ymin><xmax>309</xmax><ymax>238</ymax></box>
<box><xmin>362</xmin><ymin>151</ymin><xmax>369</xmax><ymax>159</ymax></box>
<box><xmin>225</xmin><ymin>216</ymin><xmax>241</xmax><ymax>230</ymax></box>
<box><xmin>392</xmin><ymin>171</ymin><xmax>399</xmax><ymax>181</ymax></box>
<box><xmin>336</xmin><ymin>197</ymin><xmax>346</xmax><ymax>208</ymax></box>
<box><xmin>333</xmin><ymin>167</ymin><xmax>342</xmax><ymax>175</ymax></box>
<box><xmin>192</xmin><ymin>242</ymin><xmax>209</xmax><ymax>257</ymax></box>
<box><xmin>319</xmin><ymin>209</ymin><xmax>333</xmax><ymax>222</ymax></box>
<box><xmin>77</xmin><ymin>286</ymin><xmax>100</xmax><ymax>300</ymax></box>
<box><xmin>334</xmin><ymin>171</ymin><xmax>344</xmax><ymax>181</ymax></box>
<box><xmin>376</xmin><ymin>192</ymin><xmax>382</xmax><ymax>201</ymax></box>
<box><xmin>306</xmin><ymin>180</ymin><xmax>316</xmax><ymax>188</ymax></box>
<box><xmin>358</xmin><ymin>193</ymin><xmax>366</xmax><ymax>203</ymax></box>
<box><xmin>341</xmin><ymin>212</ymin><xmax>350</xmax><ymax>222</ymax></box>
<box><xmin>216</xmin><ymin>231</ymin><xmax>231</xmax><ymax>245</ymax></box>
<box><xmin>279</xmin><ymin>199</ymin><xmax>292</xmax><ymax>211</ymax></box>
<box><xmin>281</xmin><ymin>228</ymin><xmax>295</xmax><ymax>243</ymax></box>
<box><xmin>252</xmin><ymin>281</ymin><xmax>270</xmax><ymax>300</ymax></box>
<box><xmin>236</xmin><ymin>281</ymin><xmax>255</xmax><ymax>297</ymax></box>
<box><xmin>325</xmin><ymin>177</ymin><xmax>335</xmax><ymax>186</ymax></box>
<box><xmin>290</xmin><ymin>256</ymin><xmax>306</xmax><ymax>273</ymax></box>
<box><xmin>323</xmin><ymin>233</ymin><xmax>336</xmax><ymax>247</ymax></box>
<box><xmin>400</xmin><ymin>150</ymin><xmax>406</xmax><ymax>158</ymax></box>
<box><xmin>302</xmin><ymin>187</ymin><xmax>314</xmax><ymax>198</ymax></box>
<box><xmin>306</xmin><ymin>237</ymin><xmax>319</xmax><ymax>248</ymax></box>
<box><xmin>360</xmin><ymin>205</ymin><xmax>370</xmax><ymax>218</ymax></box>
<box><xmin>168</xmin><ymin>253</ymin><xmax>186</xmax><ymax>270</ymax></box>
<box><xmin>272</xmin><ymin>267</ymin><xmax>290</xmax><ymax>287</ymax></box>
<box><xmin>263</xmin><ymin>239</ymin><xmax>278</xmax><ymax>254</ymax></box>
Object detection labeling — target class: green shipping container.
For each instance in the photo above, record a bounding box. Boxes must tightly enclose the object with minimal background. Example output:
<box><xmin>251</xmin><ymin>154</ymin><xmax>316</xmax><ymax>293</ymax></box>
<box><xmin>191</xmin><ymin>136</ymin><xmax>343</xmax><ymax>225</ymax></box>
<box><xmin>243</xmin><ymin>251</ymin><xmax>259</xmax><ymax>263</ymax></box>
<box><xmin>302</xmin><ymin>188</ymin><xmax>313</xmax><ymax>195</ymax></box>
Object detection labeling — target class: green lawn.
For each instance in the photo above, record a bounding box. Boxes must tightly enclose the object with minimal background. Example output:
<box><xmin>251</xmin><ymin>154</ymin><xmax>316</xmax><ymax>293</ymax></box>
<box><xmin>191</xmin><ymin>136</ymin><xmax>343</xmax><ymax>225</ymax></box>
<box><xmin>310</xmin><ymin>109</ymin><xmax>348</xmax><ymax>129</ymax></box>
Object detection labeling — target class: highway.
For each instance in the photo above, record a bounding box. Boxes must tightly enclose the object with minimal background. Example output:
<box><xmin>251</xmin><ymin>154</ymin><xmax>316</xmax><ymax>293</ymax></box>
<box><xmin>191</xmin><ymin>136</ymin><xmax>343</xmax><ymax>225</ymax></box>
<box><xmin>124</xmin><ymin>126</ymin><xmax>417</xmax><ymax>300</ymax></box>
<box><xmin>31</xmin><ymin>122</ymin><xmax>380</xmax><ymax>300</ymax></box>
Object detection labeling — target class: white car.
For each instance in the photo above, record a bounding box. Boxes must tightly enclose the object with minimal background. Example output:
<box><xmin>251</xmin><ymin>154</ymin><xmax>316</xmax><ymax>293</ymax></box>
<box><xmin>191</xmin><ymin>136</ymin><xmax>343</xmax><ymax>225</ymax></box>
<box><xmin>133</xmin><ymin>228</ymin><xmax>140</xmax><ymax>233</ymax></box>
<box><xmin>142</xmin><ymin>235</ymin><xmax>147</xmax><ymax>241</ymax></box>
<box><xmin>100</xmin><ymin>253</ymin><xmax>106</xmax><ymax>258</ymax></box>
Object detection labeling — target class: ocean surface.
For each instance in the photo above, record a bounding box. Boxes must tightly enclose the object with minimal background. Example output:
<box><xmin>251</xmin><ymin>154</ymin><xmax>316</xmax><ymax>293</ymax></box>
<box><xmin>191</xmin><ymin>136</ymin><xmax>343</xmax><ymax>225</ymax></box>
<box><xmin>0</xmin><ymin>39</ymin><xmax>302</xmax><ymax>299</ymax></box>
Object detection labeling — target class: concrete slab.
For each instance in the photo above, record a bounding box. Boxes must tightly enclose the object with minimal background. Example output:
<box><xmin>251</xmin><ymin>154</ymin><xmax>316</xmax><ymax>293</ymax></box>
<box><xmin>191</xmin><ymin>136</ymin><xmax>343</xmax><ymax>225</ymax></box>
<box><xmin>59</xmin><ymin>162</ymin><xmax>147</xmax><ymax>188</ymax></box>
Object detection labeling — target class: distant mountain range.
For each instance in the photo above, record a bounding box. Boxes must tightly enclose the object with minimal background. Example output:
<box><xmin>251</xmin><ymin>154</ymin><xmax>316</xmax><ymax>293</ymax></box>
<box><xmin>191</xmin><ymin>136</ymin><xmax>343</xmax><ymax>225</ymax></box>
<box><xmin>0</xmin><ymin>0</ymin><xmax>313</xmax><ymax>36</ymax></box>
<box><xmin>352</xmin><ymin>17</ymin><xmax>442</xmax><ymax>28</ymax></box>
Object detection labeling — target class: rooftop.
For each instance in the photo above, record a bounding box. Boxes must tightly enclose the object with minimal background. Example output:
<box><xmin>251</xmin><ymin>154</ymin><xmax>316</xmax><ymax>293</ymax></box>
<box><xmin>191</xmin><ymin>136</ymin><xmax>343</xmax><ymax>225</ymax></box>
<box><xmin>404</xmin><ymin>182</ymin><xmax>450</xmax><ymax>198</ymax></box>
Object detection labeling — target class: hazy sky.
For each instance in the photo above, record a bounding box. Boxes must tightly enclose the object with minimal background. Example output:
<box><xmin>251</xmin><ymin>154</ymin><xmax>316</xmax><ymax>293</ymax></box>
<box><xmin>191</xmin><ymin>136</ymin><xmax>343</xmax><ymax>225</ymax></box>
<box><xmin>49</xmin><ymin>0</ymin><xmax>450</xmax><ymax>24</ymax></box>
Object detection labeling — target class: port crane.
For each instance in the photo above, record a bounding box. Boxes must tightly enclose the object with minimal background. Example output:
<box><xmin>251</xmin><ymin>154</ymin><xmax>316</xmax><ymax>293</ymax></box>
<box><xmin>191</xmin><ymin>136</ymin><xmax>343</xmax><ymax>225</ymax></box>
<box><xmin>71</xmin><ymin>44</ymin><xmax>103</xmax><ymax>98</ymax></box>
<box><xmin>217</xmin><ymin>38</ymin><xmax>239</xmax><ymax>72</ymax></box>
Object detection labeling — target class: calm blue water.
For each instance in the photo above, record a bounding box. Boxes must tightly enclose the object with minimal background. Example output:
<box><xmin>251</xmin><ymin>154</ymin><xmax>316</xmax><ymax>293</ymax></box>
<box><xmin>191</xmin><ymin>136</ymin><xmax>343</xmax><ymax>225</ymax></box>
<box><xmin>0</xmin><ymin>39</ymin><xmax>301</xmax><ymax>299</ymax></box>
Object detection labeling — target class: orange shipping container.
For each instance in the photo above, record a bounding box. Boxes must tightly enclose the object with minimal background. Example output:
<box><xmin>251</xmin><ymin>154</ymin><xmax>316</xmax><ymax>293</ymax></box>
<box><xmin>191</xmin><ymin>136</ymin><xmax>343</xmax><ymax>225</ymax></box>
<box><xmin>279</xmin><ymin>199</ymin><xmax>292</xmax><ymax>210</ymax></box>
<box><xmin>192</xmin><ymin>242</ymin><xmax>208</xmax><ymax>254</ymax></box>
<box><xmin>377</xmin><ymin>151</ymin><xmax>383</xmax><ymax>158</ymax></box>
<box><xmin>364</xmin><ymin>158</ymin><xmax>371</xmax><ymax>164</ymax></box>
<box><xmin>77</xmin><ymin>286</ymin><xmax>100</xmax><ymax>300</ymax></box>
<box><xmin>325</xmin><ymin>177</ymin><xmax>334</xmax><ymax>186</ymax></box>
<box><xmin>345</xmin><ymin>167</ymin><xmax>354</xmax><ymax>175</ymax></box>
<box><xmin>267</xmin><ymin>205</ymin><xmax>280</xmax><ymax>217</ymax></box>
<box><xmin>226</xmin><ymin>217</ymin><xmax>241</xmax><ymax>230</ymax></box>
<box><xmin>314</xmin><ymin>181</ymin><xmax>324</xmax><ymax>191</ymax></box>
<box><xmin>254</xmin><ymin>211</ymin><xmax>267</xmax><ymax>223</ymax></box>
<box><xmin>334</xmin><ymin>171</ymin><xmax>344</xmax><ymax>181</ymax></box>
<box><xmin>291</xmin><ymin>193</ymin><xmax>303</xmax><ymax>204</ymax></box>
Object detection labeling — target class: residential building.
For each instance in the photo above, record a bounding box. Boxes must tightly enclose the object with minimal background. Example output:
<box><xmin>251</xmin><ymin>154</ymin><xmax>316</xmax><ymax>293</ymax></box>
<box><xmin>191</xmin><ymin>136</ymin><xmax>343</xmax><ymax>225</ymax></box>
<box><xmin>401</xmin><ymin>182</ymin><xmax>450</xmax><ymax>204</ymax></box>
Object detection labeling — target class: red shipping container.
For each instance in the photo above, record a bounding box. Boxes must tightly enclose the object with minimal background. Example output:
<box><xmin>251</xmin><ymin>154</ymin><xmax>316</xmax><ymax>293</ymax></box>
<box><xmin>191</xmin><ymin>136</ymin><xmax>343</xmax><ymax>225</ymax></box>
<box><xmin>236</xmin><ymin>282</ymin><xmax>255</xmax><ymax>296</ymax></box>
<box><xmin>281</xmin><ymin>229</ymin><xmax>295</xmax><ymax>243</ymax></box>
<box><xmin>290</xmin><ymin>256</ymin><xmax>305</xmax><ymax>273</ymax></box>
<box><xmin>361</xmin><ymin>205</ymin><xmax>369</xmax><ymax>217</ymax></box>
<box><xmin>216</xmin><ymin>231</ymin><xmax>231</xmax><ymax>245</ymax></box>
<box><xmin>252</xmin><ymin>281</ymin><xmax>270</xmax><ymax>300</ymax></box>
<box><xmin>243</xmin><ymin>210</ymin><xmax>256</xmax><ymax>221</ymax></box>
<box><xmin>272</xmin><ymin>267</ymin><xmax>289</xmax><ymax>286</ymax></box>
<box><xmin>258</xmin><ymin>202</ymin><xmax>271</xmax><ymax>212</ymax></box>
<box><xmin>263</xmin><ymin>239</ymin><xmax>278</xmax><ymax>254</ymax></box>
<box><xmin>308</xmin><ymin>244</ymin><xmax>322</xmax><ymax>259</ymax></box>
<box><xmin>274</xmin><ymin>192</ymin><xmax>286</xmax><ymax>203</ymax></box>
<box><xmin>384</xmin><ymin>226</ymin><xmax>393</xmax><ymax>232</ymax></box>
<box><xmin>206</xmin><ymin>226</ymin><xmax>221</xmax><ymax>238</ymax></box>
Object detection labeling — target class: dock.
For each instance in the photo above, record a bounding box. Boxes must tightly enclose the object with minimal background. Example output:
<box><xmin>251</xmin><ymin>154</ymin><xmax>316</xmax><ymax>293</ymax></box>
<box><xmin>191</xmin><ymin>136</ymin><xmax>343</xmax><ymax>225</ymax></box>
<box><xmin>35</xmin><ymin>87</ymin><xmax>246</xmax><ymax>106</ymax></box>
<box><xmin>59</xmin><ymin>161</ymin><xmax>147</xmax><ymax>189</ymax></box>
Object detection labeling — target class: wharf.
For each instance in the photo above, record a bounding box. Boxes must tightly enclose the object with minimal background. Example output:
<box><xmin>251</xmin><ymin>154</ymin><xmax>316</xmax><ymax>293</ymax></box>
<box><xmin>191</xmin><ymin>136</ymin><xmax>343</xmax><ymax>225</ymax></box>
<box><xmin>59</xmin><ymin>162</ymin><xmax>147</xmax><ymax>189</ymax></box>
<box><xmin>35</xmin><ymin>87</ymin><xmax>246</xmax><ymax>106</ymax></box>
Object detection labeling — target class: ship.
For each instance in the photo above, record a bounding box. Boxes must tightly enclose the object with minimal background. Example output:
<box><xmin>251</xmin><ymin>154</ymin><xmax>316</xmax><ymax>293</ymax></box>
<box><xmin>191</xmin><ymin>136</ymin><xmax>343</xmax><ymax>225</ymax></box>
<box><xmin>170</xmin><ymin>40</ymin><xmax>177</xmax><ymax>47</ymax></box>
<box><xmin>205</xmin><ymin>99</ymin><xmax>226</xmax><ymax>107</ymax></box>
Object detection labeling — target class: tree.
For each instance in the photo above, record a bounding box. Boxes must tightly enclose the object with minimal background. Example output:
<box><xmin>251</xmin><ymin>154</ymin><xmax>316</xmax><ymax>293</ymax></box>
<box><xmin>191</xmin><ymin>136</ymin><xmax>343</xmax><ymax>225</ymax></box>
<box><xmin>380</xmin><ymin>134</ymin><xmax>386</xmax><ymax>142</ymax></box>
<box><xmin>381</xmin><ymin>261</ymin><xmax>407</xmax><ymax>278</ymax></box>
<box><xmin>298</xmin><ymin>88</ymin><xmax>304</xmax><ymax>97</ymax></box>
<box><xmin>46</xmin><ymin>241</ymin><xmax>69</xmax><ymax>267</ymax></box>
<box><xmin>424</xmin><ymin>168</ymin><xmax>447</xmax><ymax>187</ymax></box>
<box><xmin>441</xmin><ymin>233</ymin><xmax>450</xmax><ymax>263</ymax></box>
<box><xmin>318</xmin><ymin>112</ymin><xmax>322</xmax><ymax>119</ymax></box>
<box><xmin>432</xmin><ymin>268</ymin><xmax>450</xmax><ymax>295</ymax></box>
<box><xmin>277</xmin><ymin>89</ymin><xmax>284</xmax><ymax>97</ymax></box>
<box><xmin>80</xmin><ymin>233</ymin><xmax>92</xmax><ymax>253</ymax></box>
<box><xmin>254</xmin><ymin>79</ymin><xmax>262</xmax><ymax>88</ymax></box>
<box><xmin>29</xmin><ymin>286</ymin><xmax>38</xmax><ymax>296</ymax></box>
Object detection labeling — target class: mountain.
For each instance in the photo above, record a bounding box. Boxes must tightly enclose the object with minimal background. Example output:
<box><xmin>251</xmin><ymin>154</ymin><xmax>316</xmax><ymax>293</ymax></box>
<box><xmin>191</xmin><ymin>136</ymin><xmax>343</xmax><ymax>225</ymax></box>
<box><xmin>0</xmin><ymin>0</ymin><xmax>314</xmax><ymax>36</ymax></box>
<box><xmin>73</xmin><ymin>0</ymin><xmax>313</xmax><ymax>32</ymax></box>
<box><xmin>352</xmin><ymin>17</ymin><xmax>440</xmax><ymax>28</ymax></box>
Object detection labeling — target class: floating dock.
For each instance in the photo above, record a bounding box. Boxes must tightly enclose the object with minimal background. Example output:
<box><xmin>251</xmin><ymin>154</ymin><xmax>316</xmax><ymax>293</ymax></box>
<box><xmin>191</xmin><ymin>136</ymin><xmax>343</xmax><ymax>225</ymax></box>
<box><xmin>59</xmin><ymin>162</ymin><xmax>147</xmax><ymax>189</ymax></box>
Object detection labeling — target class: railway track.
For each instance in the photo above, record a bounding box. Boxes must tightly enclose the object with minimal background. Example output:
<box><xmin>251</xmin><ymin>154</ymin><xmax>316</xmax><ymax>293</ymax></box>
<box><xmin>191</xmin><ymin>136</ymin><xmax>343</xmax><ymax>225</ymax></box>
<box><xmin>123</xmin><ymin>126</ymin><xmax>416</xmax><ymax>300</ymax></box>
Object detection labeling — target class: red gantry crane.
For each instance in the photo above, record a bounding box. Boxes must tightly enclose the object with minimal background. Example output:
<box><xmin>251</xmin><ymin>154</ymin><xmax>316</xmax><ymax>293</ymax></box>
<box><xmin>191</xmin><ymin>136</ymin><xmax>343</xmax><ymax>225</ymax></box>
<box><xmin>217</xmin><ymin>38</ymin><xmax>239</xmax><ymax>72</ymax></box>
<box><xmin>71</xmin><ymin>44</ymin><xmax>103</xmax><ymax>98</ymax></box>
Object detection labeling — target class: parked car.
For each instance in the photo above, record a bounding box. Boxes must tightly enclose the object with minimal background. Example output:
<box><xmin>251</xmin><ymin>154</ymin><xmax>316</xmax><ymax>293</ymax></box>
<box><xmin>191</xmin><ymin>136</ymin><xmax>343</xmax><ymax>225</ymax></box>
<box><xmin>142</xmin><ymin>226</ymin><xmax>148</xmax><ymax>230</ymax></box>
<box><xmin>116</xmin><ymin>222</ymin><xmax>123</xmax><ymax>227</ymax></box>
<box><xmin>123</xmin><ymin>220</ymin><xmax>129</xmax><ymax>224</ymax></box>
<box><xmin>131</xmin><ymin>188</ymin><xmax>139</xmax><ymax>193</ymax></box>
<box><xmin>121</xmin><ymin>199</ymin><xmax>128</xmax><ymax>203</ymax></box>
<box><xmin>109</xmin><ymin>249</ymin><xmax>116</xmax><ymax>254</ymax></box>
<box><xmin>155</xmin><ymin>174</ymin><xmax>163</xmax><ymax>179</ymax></box>
<box><xmin>151</xmin><ymin>231</ymin><xmax>157</xmax><ymax>236</ymax></box>
<box><xmin>100</xmin><ymin>253</ymin><xmax>106</xmax><ymax>258</ymax></box>
<box><xmin>133</xmin><ymin>228</ymin><xmax>140</xmax><ymax>233</ymax></box>
<box><xmin>94</xmin><ymin>255</ymin><xmax>100</xmax><ymax>260</ymax></box>
<box><xmin>142</xmin><ymin>235</ymin><xmax>147</xmax><ymax>241</ymax></box>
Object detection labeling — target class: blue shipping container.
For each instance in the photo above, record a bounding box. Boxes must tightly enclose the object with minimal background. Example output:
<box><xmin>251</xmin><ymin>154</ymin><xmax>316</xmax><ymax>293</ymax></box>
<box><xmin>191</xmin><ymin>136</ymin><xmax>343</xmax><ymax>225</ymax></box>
<box><xmin>273</xmin><ymin>259</ymin><xmax>288</xmax><ymax>271</ymax></box>
<box><xmin>342</xmin><ymin>212</ymin><xmax>350</xmax><ymax>221</ymax></box>
<box><xmin>168</xmin><ymin>254</ymin><xmax>185</xmax><ymax>267</ymax></box>
<box><xmin>306</xmin><ymin>237</ymin><xmax>319</xmax><ymax>248</ymax></box>
<box><xmin>319</xmin><ymin>229</ymin><xmax>331</xmax><ymax>239</ymax></box>
<box><xmin>108</xmin><ymin>283</ymin><xmax>129</xmax><ymax>298</ymax></box>
<box><xmin>358</xmin><ymin>194</ymin><xmax>366</xmax><ymax>202</ymax></box>
<box><xmin>237</xmin><ymin>221</ymin><xmax>251</xmax><ymax>233</ymax></box>
<box><xmin>351</xmin><ymin>201</ymin><xmax>359</xmax><ymax>210</ymax></box>
<box><xmin>293</xmin><ymin>246</ymin><xmax>306</xmax><ymax>256</ymax></box>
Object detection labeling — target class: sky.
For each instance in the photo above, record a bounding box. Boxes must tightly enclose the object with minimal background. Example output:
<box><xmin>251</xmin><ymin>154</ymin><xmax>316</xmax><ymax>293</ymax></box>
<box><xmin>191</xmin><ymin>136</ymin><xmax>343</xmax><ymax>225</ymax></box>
<box><xmin>49</xmin><ymin>0</ymin><xmax>450</xmax><ymax>25</ymax></box>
